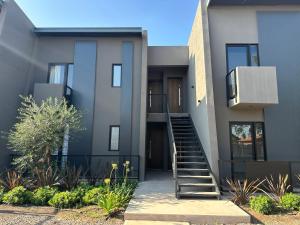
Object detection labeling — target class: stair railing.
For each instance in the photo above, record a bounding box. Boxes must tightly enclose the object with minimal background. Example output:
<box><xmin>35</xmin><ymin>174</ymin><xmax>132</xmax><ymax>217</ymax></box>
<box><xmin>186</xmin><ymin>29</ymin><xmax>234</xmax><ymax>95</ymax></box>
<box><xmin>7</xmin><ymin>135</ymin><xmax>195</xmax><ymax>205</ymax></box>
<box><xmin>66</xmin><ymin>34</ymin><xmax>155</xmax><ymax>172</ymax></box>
<box><xmin>166</xmin><ymin>98</ymin><xmax>179</xmax><ymax>197</ymax></box>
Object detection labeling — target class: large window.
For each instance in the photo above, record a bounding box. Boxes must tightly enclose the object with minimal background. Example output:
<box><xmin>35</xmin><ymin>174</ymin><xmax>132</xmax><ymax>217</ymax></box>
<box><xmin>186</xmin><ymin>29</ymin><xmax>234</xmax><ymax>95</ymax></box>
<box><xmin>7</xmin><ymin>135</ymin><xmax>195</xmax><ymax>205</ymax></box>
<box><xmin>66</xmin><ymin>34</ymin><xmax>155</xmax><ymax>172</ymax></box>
<box><xmin>48</xmin><ymin>63</ymin><xmax>74</xmax><ymax>88</ymax></box>
<box><xmin>230</xmin><ymin>122</ymin><xmax>266</xmax><ymax>161</ymax></box>
<box><xmin>230</xmin><ymin>122</ymin><xmax>266</xmax><ymax>179</ymax></box>
<box><xmin>226</xmin><ymin>44</ymin><xmax>259</xmax><ymax>73</ymax></box>
<box><xmin>109</xmin><ymin>126</ymin><xmax>120</xmax><ymax>151</ymax></box>
<box><xmin>112</xmin><ymin>64</ymin><xmax>122</xmax><ymax>87</ymax></box>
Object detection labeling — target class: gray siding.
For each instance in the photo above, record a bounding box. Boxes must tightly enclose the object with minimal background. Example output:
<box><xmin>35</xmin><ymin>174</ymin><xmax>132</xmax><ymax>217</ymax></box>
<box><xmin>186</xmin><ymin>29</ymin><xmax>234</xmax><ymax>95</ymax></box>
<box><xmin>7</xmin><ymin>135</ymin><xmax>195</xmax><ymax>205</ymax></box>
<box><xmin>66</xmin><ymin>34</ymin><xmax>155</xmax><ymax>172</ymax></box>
<box><xmin>0</xmin><ymin>0</ymin><xmax>36</xmax><ymax>168</ymax></box>
<box><xmin>120</xmin><ymin>42</ymin><xmax>134</xmax><ymax>155</ymax></box>
<box><xmin>70</xmin><ymin>41</ymin><xmax>97</xmax><ymax>155</ymax></box>
<box><xmin>258</xmin><ymin>12</ymin><xmax>300</xmax><ymax>160</ymax></box>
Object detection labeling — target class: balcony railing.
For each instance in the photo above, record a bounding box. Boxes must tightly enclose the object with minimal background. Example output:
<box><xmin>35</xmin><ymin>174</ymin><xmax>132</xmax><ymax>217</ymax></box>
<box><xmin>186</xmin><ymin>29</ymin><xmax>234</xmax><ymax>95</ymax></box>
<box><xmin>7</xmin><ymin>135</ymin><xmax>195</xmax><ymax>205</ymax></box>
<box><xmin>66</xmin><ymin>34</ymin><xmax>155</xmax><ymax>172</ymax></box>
<box><xmin>219</xmin><ymin>160</ymin><xmax>300</xmax><ymax>191</ymax></box>
<box><xmin>225</xmin><ymin>66</ymin><xmax>278</xmax><ymax>108</ymax></box>
<box><xmin>10</xmin><ymin>154</ymin><xmax>140</xmax><ymax>180</ymax></box>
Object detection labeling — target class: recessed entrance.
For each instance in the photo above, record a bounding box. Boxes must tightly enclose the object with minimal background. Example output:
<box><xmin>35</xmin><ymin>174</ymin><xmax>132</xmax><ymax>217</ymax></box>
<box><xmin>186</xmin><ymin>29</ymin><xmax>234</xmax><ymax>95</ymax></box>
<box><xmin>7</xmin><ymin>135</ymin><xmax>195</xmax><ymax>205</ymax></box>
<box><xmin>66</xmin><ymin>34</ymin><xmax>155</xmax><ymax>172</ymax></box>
<box><xmin>168</xmin><ymin>78</ymin><xmax>183</xmax><ymax>113</ymax></box>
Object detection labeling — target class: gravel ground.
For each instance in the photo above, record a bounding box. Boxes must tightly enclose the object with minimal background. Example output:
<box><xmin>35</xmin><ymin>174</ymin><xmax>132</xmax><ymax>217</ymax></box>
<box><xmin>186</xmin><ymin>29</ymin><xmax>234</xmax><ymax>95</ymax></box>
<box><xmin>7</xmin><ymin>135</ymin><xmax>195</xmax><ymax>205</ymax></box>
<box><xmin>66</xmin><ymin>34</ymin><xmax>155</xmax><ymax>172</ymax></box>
<box><xmin>0</xmin><ymin>205</ymin><xmax>124</xmax><ymax>225</ymax></box>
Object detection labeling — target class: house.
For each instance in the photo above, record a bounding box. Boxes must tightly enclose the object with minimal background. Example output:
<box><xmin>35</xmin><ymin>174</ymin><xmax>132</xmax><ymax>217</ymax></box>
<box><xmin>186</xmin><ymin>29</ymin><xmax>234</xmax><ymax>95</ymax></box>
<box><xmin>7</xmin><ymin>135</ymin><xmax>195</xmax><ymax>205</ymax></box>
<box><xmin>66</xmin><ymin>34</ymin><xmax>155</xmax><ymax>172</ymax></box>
<box><xmin>0</xmin><ymin>0</ymin><xmax>299</xmax><ymax>198</ymax></box>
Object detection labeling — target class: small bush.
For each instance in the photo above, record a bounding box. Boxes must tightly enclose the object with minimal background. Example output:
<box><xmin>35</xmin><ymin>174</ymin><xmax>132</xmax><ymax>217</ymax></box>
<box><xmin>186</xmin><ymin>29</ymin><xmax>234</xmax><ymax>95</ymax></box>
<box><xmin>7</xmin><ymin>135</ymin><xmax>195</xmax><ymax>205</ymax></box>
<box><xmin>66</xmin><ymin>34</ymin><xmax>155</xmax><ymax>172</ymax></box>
<box><xmin>98</xmin><ymin>191</ymin><xmax>122</xmax><ymax>216</ymax></box>
<box><xmin>83</xmin><ymin>187</ymin><xmax>104</xmax><ymax>205</ymax></box>
<box><xmin>2</xmin><ymin>186</ymin><xmax>32</xmax><ymax>205</ymax></box>
<box><xmin>280</xmin><ymin>193</ymin><xmax>300</xmax><ymax>211</ymax></box>
<box><xmin>0</xmin><ymin>186</ymin><xmax>5</xmax><ymax>203</ymax></box>
<box><xmin>250</xmin><ymin>195</ymin><xmax>276</xmax><ymax>215</ymax></box>
<box><xmin>0</xmin><ymin>170</ymin><xmax>24</xmax><ymax>190</ymax></box>
<box><xmin>48</xmin><ymin>191</ymin><xmax>78</xmax><ymax>208</ymax></box>
<box><xmin>31</xmin><ymin>186</ymin><xmax>57</xmax><ymax>206</ymax></box>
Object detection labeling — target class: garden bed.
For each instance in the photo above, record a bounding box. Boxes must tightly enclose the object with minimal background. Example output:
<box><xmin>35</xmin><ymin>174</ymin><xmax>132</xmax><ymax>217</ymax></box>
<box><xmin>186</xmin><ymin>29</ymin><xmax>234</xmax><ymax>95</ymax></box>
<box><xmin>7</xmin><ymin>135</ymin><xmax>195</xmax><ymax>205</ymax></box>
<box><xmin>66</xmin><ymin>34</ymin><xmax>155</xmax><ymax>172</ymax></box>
<box><xmin>241</xmin><ymin>206</ymin><xmax>300</xmax><ymax>225</ymax></box>
<box><xmin>0</xmin><ymin>205</ymin><xmax>124</xmax><ymax>225</ymax></box>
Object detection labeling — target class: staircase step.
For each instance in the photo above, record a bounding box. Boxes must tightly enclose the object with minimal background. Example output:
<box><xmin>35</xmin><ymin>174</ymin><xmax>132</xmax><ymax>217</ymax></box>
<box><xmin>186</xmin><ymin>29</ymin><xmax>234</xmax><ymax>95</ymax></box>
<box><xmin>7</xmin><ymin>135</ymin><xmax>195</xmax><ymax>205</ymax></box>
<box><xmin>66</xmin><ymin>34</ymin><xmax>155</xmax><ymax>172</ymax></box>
<box><xmin>177</xmin><ymin>174</ymin><xmax>211</xmax><ymax>179</ymax></box>
<box><xmin>178</xmin><ymin>191</ymin><xmax>220</xmax><ymax>198</ymax></box>
<box><xmin>177</xmin><ymin>168</ymin><xmax>210</xmax><ymax>173</ymax></box>
<box><xmin>176</xmin><ymin>151</ymin><xmax>202</xmax><ymax>154</ymax></box>
<box><xmin>177</xmin><ymin>162</ymin><xmax>206</xmax><ymax>165</ymax></box>
<box><xmin>177</xmin><ymin>155</ymin><xmax>204</xmax><ymax>159</ymax></box>
<box><xmin>179</xmin><ymin>183</ymin><xmax>215</xmax><ymax>187</ymax></box>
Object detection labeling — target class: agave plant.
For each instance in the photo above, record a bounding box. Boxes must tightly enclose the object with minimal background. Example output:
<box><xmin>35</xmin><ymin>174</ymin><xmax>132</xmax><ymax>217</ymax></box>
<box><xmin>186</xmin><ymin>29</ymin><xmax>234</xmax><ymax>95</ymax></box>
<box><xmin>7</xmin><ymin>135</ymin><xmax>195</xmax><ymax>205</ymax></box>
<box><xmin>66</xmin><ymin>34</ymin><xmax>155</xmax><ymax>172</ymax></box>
<box><xmin>260</xmin><ymin>174</ymin><xmax>291</xmax><ymax>203</ymax></box>
<box><xmin>0</xmin><ymin>170</ymin><xmax>23</xmax><ymax>190</ymax></box>
<box><xmin>226</xmin><ymin>178</ymin><xmax>263</xmax><ymax>205</ymax></box>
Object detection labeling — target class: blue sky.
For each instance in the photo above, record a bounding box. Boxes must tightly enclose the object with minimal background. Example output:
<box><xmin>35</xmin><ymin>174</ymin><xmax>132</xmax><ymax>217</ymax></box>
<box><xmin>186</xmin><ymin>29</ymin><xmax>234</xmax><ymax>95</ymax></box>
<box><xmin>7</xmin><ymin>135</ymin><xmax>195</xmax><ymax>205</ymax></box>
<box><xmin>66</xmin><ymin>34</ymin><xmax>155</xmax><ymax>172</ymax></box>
<box><xmin>15</xmin><ymin>0</ymin><xmax>199</xmax><ymax>46</ymax></box>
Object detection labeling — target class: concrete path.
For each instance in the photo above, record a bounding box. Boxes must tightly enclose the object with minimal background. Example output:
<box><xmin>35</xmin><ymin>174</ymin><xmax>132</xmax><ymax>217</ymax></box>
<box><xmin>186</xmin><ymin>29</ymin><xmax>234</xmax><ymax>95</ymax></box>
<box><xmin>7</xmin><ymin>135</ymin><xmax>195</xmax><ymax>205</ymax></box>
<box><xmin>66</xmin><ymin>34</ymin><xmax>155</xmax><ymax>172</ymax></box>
<box><xmin>125</xmin><ymin>172</ymin><xmax>251</xmax><ymax>225</ymax></box>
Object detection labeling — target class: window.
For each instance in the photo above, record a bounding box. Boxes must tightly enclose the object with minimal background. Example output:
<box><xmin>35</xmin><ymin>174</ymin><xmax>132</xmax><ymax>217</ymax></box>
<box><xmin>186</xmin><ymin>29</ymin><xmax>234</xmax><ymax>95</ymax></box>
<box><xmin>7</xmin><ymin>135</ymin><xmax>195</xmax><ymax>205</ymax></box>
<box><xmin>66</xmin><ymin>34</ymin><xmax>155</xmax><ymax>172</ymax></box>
<box><xmin>230</xmin><ymin>122</ymin><xmax>266</xmax><ymax>161</ymax></box>
<box><xmin>230</xmin><ymin>122</ymin><xmax>266</xmax><ymax>179</ymax></box>
<box><xmin>112</xmin><ymin>64</ymin><xmax>122</xmax><ymax>87</ymax></box>
<box><xmin>226</xmin><ymin>44</ymin><xmax>259</xmax><ymax>73</ymax></box>
<box><xmin>48</xmin><ymin>63</ymin><xmax>74</xmax><ymax>88</ymax></box>
<box><xmin>109</xmin><ymin>126</ymin><xmax>120</xmax><ymax>151</ymax></box>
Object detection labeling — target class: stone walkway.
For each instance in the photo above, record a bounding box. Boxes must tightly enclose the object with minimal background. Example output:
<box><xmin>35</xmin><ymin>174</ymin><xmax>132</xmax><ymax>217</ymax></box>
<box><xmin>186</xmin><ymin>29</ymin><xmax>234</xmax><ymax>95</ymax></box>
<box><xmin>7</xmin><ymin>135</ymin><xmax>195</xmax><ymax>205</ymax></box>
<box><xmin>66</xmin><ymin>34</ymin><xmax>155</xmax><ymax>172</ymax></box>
<box><xmin>125</xmin><ymin>172</ymin><xmax>251</xmax><ymax>225</ymax></box>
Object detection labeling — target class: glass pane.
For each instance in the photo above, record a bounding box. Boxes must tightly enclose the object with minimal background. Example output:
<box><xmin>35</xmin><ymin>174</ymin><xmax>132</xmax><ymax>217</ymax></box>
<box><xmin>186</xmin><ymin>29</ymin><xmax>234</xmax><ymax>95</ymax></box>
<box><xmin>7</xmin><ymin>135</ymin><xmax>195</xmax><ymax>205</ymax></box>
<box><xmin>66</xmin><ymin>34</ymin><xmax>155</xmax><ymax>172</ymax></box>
<box><xmin>255</xmin><ymin>123</ymin><xmax>265</xmax><ymax>161</ymax></box>
<box><xmin>67</xmin><ymin>64</ymin><xmax>74</xmax><ymax>88</ymax></box>
<box><xmin>112</xmin><ymin>65</ymin><xmax>122</xmax><ymax>87</ymax></box>
<box><xmin>250</xmin><ymin>45</ymin><xmax>259</xmax><ymax>66</ymax></box>
<box><xmin>227</xmin><ymin>70</ymin><xmax>236</xmax><ymax>99</ymax></box>
<box><xmin>110</xmin><ymin>127</ymin><xmax>119</xmax><ymax>151</ymax></box>
<box><xmin>49</xmin><ymin>65</ymin><xmax>65</xmax><ymax>84</ymax></box>
<box><xmin>231</xmin><ymin>124</ymin><xmax>253</xmax><ymax>160</ymax></box>
<box><xmin>227</xmin><ymin>46</ymin><xmax>248</xmax><ymax>72</ymax></box>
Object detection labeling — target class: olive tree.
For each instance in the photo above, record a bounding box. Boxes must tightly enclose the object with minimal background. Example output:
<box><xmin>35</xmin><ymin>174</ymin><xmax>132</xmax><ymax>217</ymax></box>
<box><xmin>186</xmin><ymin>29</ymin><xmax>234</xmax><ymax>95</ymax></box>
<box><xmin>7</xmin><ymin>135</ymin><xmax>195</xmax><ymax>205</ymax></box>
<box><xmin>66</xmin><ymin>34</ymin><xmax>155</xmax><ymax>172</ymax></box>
<box><xmin>7</xmin><ymin>96</ymin><xmax>83</xmax><ymax>171</ymax></box>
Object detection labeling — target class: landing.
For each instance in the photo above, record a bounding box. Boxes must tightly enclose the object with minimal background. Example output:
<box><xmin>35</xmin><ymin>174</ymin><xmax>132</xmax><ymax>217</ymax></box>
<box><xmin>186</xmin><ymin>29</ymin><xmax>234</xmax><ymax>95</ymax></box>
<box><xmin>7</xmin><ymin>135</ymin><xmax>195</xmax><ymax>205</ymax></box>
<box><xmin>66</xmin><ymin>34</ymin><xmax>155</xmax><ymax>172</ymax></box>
<box><xmin>125</xmin><ymin>171</ymin><xmax>250</xmax><ymax>224</ymax></box>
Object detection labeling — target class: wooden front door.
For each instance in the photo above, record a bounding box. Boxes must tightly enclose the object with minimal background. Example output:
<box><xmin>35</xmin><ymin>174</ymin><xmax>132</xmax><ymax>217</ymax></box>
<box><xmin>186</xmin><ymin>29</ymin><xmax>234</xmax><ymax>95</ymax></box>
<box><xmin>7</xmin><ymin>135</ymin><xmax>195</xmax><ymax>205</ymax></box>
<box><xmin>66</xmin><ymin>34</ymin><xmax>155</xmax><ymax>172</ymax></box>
<box><xmin>146</xmin><ymin>124</ymin><xmax>164</xmax><ymax>170</ymax></box>
<box><xmin>167</xmin><ymin>78</ymin><xmax>183</xmax><ymax>113</ymax></box>
<box><xmin>148</xmin><ymin>80</ymin><xmax>163</xmax><ymax>113</ymax></box>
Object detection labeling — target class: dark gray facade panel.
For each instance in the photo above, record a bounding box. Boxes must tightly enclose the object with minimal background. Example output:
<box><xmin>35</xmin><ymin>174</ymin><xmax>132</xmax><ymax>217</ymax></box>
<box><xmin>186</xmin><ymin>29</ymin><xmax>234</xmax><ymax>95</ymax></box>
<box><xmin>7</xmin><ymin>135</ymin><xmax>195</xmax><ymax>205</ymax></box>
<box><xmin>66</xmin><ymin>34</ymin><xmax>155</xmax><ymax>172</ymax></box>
<box><xmin>69</xmin><ymin>41</ymin><xmax>97</xmax><ymax>155</ymax></box>
<box><xmin>120</xmin><ymin>42</ymin><xmax>134</xmax><ymax>155</ymax></box>
<box><xmin>258</xmin><ymin>12</ymin><xmax>300</xmax><ymax>160</ymax></box>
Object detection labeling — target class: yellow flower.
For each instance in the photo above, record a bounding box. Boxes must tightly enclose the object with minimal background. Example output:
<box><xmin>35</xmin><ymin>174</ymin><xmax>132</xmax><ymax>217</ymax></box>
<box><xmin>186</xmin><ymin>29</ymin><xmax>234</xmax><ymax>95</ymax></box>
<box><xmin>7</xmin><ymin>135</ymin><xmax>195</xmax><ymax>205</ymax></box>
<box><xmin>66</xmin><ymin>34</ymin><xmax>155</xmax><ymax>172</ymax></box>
<box><xmin>125</xmin><ymin>161</ymin><xmax>130</xmax><ymax>165</ymax></box>
<box><xmin>112</xmin><ymin>163</ymin><xmax>118</xmax><ymax>170</ymax></box>
<box><xmin>104</xmin><ymin>178</ymin><xmax>111</xmax><ymax>185</ymax></box>
<box><xmin>126</xmin><ymin>168</ymin><xmax>130</xmax><ymax>173</ymax></box>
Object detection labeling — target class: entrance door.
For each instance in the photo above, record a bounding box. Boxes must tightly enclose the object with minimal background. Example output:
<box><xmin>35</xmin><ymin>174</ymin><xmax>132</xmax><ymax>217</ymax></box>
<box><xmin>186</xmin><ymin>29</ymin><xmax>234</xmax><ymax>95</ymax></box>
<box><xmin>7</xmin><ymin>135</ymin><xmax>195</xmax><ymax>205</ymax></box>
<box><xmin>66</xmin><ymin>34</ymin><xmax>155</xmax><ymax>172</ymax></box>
<box><xmin>148</xmin><ymin>80</ymin><xmax>163</xmax><ymax>113</ymax></box>
<box><xmin>167</xmin><ymin>78</ymin><xmax>183</xmax><ymax>113</ymax></box>
<box><xmin>146</xmin><ymin>124</ymin><xmax>164</xmax><ymax>170</ymax></box>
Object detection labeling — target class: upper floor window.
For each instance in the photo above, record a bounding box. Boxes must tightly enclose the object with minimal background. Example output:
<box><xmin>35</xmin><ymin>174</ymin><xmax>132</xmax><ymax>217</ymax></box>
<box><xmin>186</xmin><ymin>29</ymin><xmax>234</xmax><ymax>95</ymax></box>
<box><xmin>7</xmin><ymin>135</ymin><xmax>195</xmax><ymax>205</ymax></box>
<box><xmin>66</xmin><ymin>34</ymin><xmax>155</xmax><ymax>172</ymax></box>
<box><xmin>48</xmin><ymin>63</ymin><xmax>74</xmax><ymax>88</ymax></box>
<box><xmin>226</xmin><ymin>44</ymin><xmax>259</xmax><ymax>73</ymax></box>
<box><xmin>112</xmin><ymin>64</ymin><xmax>122</xmax><ymax>87</ymax></box>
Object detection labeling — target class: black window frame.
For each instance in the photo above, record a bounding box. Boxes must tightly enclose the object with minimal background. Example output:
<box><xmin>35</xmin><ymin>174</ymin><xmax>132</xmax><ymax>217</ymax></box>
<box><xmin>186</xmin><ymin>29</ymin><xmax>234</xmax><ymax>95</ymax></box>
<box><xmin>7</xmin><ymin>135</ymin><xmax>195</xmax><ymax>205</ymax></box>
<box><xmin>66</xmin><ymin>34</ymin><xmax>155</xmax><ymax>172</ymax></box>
<box><xmin>111</xmin><ymin>64</ymin><xmax>122</xmax><ymax>88</ymax></box>
<box><xmin>226</xmin><ymin>44</ymin><xmax>260</xmax><ymax>73</ymax></box>
<box><xmin>109</xmin><ymin>125</ymin><xmax>120</xmax><ymax>151</ymax></box>
<box><xmin>229</xmin><ymin>121</ymin><xmax>267</xmax><ymax>161</ymax></box>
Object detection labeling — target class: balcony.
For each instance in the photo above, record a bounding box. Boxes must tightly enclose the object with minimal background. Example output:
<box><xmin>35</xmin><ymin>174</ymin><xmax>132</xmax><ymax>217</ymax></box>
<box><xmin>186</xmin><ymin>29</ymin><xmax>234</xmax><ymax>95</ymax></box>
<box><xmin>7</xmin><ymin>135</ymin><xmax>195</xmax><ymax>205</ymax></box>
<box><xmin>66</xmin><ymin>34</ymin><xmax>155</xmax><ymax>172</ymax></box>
<box><xmin>226</xmin><ymin>66</ymin><xmax>279</xmax><ymax>109</ymax></box>
<box><xmin>33</xmin><ymin>83</ymin><xmax>72</xmax><ymax>104</ymax></box>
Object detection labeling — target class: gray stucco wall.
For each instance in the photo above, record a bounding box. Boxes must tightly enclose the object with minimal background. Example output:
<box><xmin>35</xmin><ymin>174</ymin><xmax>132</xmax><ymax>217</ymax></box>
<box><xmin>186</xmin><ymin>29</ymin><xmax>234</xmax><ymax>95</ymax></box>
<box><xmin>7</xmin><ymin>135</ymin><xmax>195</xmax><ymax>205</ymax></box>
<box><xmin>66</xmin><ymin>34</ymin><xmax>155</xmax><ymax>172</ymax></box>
<box><xmin>0</xmin><ymin>0</ymin><xmax>36</xmax><ymax>168</ymax></box>
<box><xmin>258</xmin><ymin>11</ymin><xmax>300</xmax><ymax>160</ymax></box>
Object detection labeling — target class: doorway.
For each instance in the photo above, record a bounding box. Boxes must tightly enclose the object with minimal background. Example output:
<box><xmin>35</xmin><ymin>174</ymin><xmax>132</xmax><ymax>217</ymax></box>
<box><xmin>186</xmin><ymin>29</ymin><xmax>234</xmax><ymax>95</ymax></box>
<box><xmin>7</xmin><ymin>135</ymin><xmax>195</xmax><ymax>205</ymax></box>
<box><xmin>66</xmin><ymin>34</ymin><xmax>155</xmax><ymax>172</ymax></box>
<box><xmin>167</xmin><ymin>78</ymin><xmax>183</xmax><ymax>113</ymax></box>
<box><xmin>148</xmin><ymin>80</ymin><xmax>163</xmax><ymax>113</ymax></box>
<box><xmin>146</xmin><ymin>123</ymin><xmax>170</xmax><ymax>171</ymax></box>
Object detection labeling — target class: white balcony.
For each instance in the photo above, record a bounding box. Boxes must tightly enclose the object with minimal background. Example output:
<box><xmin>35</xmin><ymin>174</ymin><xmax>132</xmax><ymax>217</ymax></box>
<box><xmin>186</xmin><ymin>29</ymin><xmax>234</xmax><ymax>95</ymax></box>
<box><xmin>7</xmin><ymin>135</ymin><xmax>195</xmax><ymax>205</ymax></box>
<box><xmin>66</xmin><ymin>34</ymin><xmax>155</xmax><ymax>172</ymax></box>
<box><xmin>227</xmin><ymin>66</ymin><xmax>279</xmax><ymax>109</ymax></box>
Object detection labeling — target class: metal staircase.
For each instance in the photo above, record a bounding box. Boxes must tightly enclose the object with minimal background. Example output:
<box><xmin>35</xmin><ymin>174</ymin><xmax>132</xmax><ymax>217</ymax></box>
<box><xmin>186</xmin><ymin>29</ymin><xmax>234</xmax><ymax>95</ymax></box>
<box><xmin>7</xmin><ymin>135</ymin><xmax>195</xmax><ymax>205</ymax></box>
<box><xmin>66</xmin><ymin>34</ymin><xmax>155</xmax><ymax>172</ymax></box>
<box><xmin>167</xmin><ymin>114</ymin><xmax>220</xmax><ymax>199</ymax></box>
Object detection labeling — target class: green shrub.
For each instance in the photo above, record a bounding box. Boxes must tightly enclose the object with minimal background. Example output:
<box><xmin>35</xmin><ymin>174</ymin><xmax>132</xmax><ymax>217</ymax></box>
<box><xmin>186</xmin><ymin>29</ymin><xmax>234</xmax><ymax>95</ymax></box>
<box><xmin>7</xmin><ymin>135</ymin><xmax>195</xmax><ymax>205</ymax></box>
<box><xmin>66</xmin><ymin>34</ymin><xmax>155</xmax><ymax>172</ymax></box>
<box><xmin>2</xmin><ymin>186</ymin><xmax>32</xmax><ymax>205</ymax></box>
<box><xmin>280</xmin><ymin>193</ymin><xmax>300</xmax><ymax>211</ymax></box>
<box><xmin>31</xmin><ymin>186</ymin><xmax>57</xmax><ymax>206</ymax></box>
<box><xmin>83</xmin><ymin>187</ymin><xmax>104</xmax><ymax>205</ymax></box>
<box><xmin>48</xmin><ymin>191</ymin><xmax>78</xmax><ymax>208</ymax></box>
<box><xmin>250</xmin><ymin>195</ymin><xmax>276</xmax><ymax>215</ymax></box>
<box><xmin>0</xmin><ymin>186</ymin><xmax>5</xmax><ymax>203</ymax></box>
<box><xmin>71</xmin><ymin>183</ymin><xmax>93</xmax><ymax>205</ymax></box>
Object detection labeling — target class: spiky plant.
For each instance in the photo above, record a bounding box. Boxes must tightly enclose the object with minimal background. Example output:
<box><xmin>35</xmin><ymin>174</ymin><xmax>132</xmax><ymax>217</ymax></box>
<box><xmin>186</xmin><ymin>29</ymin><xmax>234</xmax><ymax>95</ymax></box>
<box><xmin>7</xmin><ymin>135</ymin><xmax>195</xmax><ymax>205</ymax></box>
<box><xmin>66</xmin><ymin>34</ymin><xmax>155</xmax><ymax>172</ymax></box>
<box><xmin>226</xmin><ymin>178</ymin><xmax>263</xmax><ymax>205</ymax></box>
<box><xmin>0</xmin><ymin>170</ymin><xmax>24</xmax><ymax>190</ymax></box>
<box><xmin>260</xmin><ymin>174</ymin><xmax>291</xmax><ymax>203</ymax></box>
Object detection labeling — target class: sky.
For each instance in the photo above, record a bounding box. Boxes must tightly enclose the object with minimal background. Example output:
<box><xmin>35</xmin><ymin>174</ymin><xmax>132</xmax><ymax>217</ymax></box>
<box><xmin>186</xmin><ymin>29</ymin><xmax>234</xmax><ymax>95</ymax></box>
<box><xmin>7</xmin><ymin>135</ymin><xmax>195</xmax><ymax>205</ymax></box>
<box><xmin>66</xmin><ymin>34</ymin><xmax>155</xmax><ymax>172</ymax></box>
<box><xmin>14</xmin><ymin>0</ymin><xmax>199</xmax><ymax>46</ymax></box>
